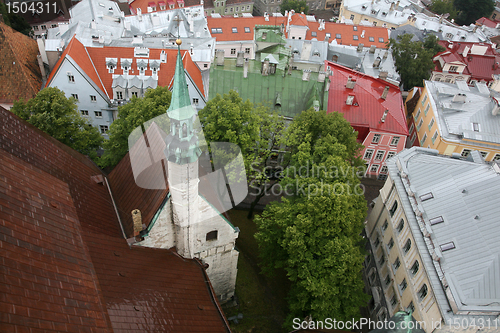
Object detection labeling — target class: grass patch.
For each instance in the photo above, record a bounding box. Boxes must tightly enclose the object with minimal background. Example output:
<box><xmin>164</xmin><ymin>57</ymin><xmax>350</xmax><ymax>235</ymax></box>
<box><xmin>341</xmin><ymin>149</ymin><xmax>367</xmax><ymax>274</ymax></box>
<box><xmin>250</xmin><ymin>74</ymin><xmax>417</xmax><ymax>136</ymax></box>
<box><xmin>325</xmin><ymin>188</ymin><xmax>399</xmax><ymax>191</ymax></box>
<box><xmin>223</xmin><ymin>209</ymin><xmax>290</xmax><ymax>333</ymax></box>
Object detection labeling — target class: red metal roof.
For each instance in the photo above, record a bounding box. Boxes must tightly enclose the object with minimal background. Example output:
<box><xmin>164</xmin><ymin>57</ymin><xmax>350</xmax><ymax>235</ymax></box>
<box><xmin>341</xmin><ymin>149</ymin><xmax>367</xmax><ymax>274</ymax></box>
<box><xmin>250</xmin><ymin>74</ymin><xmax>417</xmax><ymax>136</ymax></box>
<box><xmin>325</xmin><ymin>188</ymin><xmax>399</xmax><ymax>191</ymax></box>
<box><xmin>476</xmin><ymin>17</ymin><xmax>499</xmax><ymax>28</ymax></box>
<box><xmin>46</xmin><ymin>36</ymin><xmax>205</xmax><ymax>98</ymax></box>
<box><xmin>207</xmin><ymin>16</ymin><xmax>285</xmax><ymax>41</ymax></box>
<box><xmin>0</xmin><ymin>108</ymin><xmax>231</xmax><ymax>332</ymax></box>
<box><xmin>306</xmin><ymin>22</ymin><xmax>388</xmax><ymax>47</ymax></box>
<box><xmin>289</xmin><ymin>13</ymin><xmax>308</xmax><ymax>26</ymax></box>
<box><xmin>325</xmin><ymin>61</ymin><xmax>408</xmax><ymax>136</ymax></box>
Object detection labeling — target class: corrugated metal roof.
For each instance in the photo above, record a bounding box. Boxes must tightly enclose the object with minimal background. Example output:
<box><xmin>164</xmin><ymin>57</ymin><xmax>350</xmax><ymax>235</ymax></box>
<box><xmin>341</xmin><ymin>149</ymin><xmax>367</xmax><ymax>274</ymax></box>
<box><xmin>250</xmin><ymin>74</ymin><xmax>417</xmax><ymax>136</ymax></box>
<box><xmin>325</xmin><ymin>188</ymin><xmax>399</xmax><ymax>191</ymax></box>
<box><xmin>387</xmin><ymin>147</ymin><xmax>500</xmax><ymax>329</ymax></box>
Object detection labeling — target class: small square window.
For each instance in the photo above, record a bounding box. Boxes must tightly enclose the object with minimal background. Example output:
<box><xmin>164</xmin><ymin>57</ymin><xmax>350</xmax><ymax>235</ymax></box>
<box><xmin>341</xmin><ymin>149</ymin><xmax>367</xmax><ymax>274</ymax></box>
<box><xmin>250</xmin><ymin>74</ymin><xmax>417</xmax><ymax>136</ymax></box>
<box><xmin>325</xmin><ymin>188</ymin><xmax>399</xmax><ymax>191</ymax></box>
<box><xmin>206</xmin><ymin>230</ymin><xmax>218</xmax><ymax>241</ymax></box>
<box><xmin>311</xmin><ymin>31</ymin><xmax>317</xmax><ymax>37</ymax></box>
<box><xmin>232</xmin><ymin>27</ymin><xmax>238</xmax><ymax>33</ymax></box>
<box><xmin>244</xmin><ymin>27</ymin><xmax>250</xmax><ymax>33</ymax></box>
<box><xmin>245</xmin><ymin>47</ymin><xmax>250</xmax><ymax>54</ymax></box>
<box><xmin>364</xmin><ymin>149</ymin><xmax>374</xmax><ymax>160</ymax></box>
<box><xmin>461</xmin><ymin>149</ymin><xmax>471</xmax><ymax>157</ymax></box>
<box><xmin>351</xmin><ymin>15</ymin><xmax>355</xmax><ymax>21</ymax></box>
<box><xmin>41</xmin><ymin>25</ymin><xmax>46</xmax><ymax>30</ymax></box>
<box><xmin>68</xmin><ymin>75</ymin><xmax>75</xmax><ymax>83</ymax></box>
<box><xmin>204</xmin><ymin>64</ymin><xmax>208</xmax><ymax>68</ymax></box>
<box><xmin>472</xmin><ymin>122</ymin><xmax>480</xmax><ymax>132</ymax></box>
<box><xmin>90</xmin><ymin>95</ymin><xmax>97</xmax><ymax>102</ymax></box>
<box><xmin>380</xmin><ymin>165</ymin><xmax>388</xmax><ymax>174</ymax></box>
<box><xmin>353</xmin><ymin>35</ymin><xmax>359</xmax><ymax>40</ymax></box>
<box><xmin>81</xmin><ymin>110</ymin><xmax>89</xmax><ymax>116</ymax></box>
<box><xmin>336</xmin><ymin>33</ymin><xmax>341</xmax><ymax>39</ymax></box>
<box><xmin>95</xmin><ymin>111</ymin><xmax>103</xmax><ymax>118</ymax></box>
<box><xmin>230</xmin><ymin>48</ymin><xmax>236</xmax><ymax>55</ymax></box>
<box><xmin>369</xmin><ymin>37</ymin><xmax>375</xmax><ymax>42</ymax></box>
<box><xmin>71</xmin><ymin>94</ymin><xmax>78</xmax><ymax>100</ymax></box>
<box><xmin>116</xmin><ymin>91</ymin><xmax>123</xmax><ymax>100</ymax></box>
<box><xmin>390</xmin><ymin>137</ymin><xmax>400</xmax><ymax>146</ymax></box>
<box><xmin>370</xmin><ymin>164</ymin><xmax>379</xmax><ymax>173</ymax></box>
<box><xmin>100</xmin><ymin>125</ymin><xmax>109</xmax><ymax>134</ymax></box>
<box><xmin>379</xmin><ymin>37</ymin><xmax>384</xmax><ymax>42</ymax></box>
<box><xmin>131</xmin><ymin>92</ymin><xmax>138</xmax><ymax>97</ymax></box>
<box><xmin>387</xmin><ymin>152</ymin><xmax>396</xmax><ymax>159</ymax></box>
<box><xmin>193</xmin><ymin>98</ymin><xmax>199</xmax><ymax>105</ymax></box>
<box><xmin>375</xmin><ymin>150</ymin><xmax>385</xmax><ymax>160</ymax></box>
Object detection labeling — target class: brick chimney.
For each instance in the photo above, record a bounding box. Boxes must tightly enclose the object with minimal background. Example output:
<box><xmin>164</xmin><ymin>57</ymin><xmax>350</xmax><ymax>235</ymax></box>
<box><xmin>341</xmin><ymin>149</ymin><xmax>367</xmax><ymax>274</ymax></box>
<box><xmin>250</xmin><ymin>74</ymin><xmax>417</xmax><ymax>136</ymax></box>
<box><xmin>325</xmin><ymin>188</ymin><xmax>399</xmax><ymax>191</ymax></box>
<box><xmin>132</xmin><ymin>209</ymin><xmax>143</xmax><ymax>236</ymax></box>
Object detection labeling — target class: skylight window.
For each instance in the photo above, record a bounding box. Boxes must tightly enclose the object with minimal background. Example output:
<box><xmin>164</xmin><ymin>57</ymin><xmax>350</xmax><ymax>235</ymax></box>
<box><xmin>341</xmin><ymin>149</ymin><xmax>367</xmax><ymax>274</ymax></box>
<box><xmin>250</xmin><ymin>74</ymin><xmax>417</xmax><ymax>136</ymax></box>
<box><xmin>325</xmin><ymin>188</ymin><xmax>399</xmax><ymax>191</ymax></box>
<box><xmin>440</xmin><ymin>241</ymin><xmax>456</xmax><ymax>251</ymax></box>
<box><xmin>419</xmin><ymin>192</ymin><xmax>434</xmax><ymax>201</ymax></box>
<box><xmin>232</xmin><ymin>27</ymin><xmax>238</xmax><ymax>33</ymax></box>
<box><xmin>244</xmin><ymin>27</ymin><xmax>250</xmax><ymax>33</ymax></box>
<box><xmin>429</xmin><ymin>216</ymin><xmax>444</xmax><ymax>225</ymax></box>
<box><xmin>472</xmin><ymin>122</ymin><xmax>480</xmax><ymax>132</ymax></box>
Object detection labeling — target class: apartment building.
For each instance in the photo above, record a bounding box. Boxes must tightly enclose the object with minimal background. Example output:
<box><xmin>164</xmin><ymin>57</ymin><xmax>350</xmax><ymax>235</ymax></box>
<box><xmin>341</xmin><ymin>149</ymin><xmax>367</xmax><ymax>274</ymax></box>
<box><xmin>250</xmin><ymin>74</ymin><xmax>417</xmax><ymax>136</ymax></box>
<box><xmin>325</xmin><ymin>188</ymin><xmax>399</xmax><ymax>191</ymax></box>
<box><xmin>365</xmin><ymin>147</ymin><xmax>500</xmax><ymax>332</ymax></box>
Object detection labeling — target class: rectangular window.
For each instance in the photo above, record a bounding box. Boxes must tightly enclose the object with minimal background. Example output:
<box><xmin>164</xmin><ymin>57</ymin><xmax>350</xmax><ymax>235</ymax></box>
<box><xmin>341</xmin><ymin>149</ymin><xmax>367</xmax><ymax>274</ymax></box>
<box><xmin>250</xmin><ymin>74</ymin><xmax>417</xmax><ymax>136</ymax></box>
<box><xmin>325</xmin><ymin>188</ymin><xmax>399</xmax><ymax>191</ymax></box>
<box><xmin>68</xmin><ymin>75</ymin><xmax>75</xmax><ymax>83</ymax></box>
<box><xmin>90</xmin><ymin>95</ymin><xmax>97</xmax><ymax>102</ymax></box>
<box><xmin>370</xmin><ymin>164</ymin><xmax>379</xmax><ymax>173</ymax></box>
<box><xmin>372</xmin><ymin>134</ymin><xmax>381</xmax><ymax>143</ymax></box>
<box><xmin>390</xmin><ymin>294</ymin><xmax>397</xmax><ymax>307</ymax></box>
<box><xmin>33</xmin><ymin>26</ymin><xmax>39</xmax><ymax>31</ymax></box>
<box><xmin>390</xmin><ymin>137</ymin><xmax>400</xmax><ymax>146</ymax></box>
<box><xmin>385</xmin><ymin>275</ymin><xmax>391</xmax><ymax>287</ymax></box>
<box><xmin>387</xmin><ymin>238</ymin><xmax>394</xmax><ymax>250</ymax></box>
<box><xmin>424</xmin><ymin>104</ymin><xmax>430</xmax><ymax>116</ymax></box>
<box><xmin>449</xmin><ymin>65</ymin><xmax>458</xmax><ymax>72</ymax></box>
<box><xmin>419</xmin><ymin>192</ymin><xmax>434</xmax><ymax>201</ymax></box>
<box><xmin>71</xmin><ymin>94</ymin><xmax>78</xmax><ymax>100</ymax></box>
<box><xmin>400</xmin><ymin>278</ymin><xmax>407</xmax><ymax>293</ymax></box>
<box><xmin>472</xmin><ymin>122</ymin><xmax>480</xmax><ymax>132</ymax></box>
<box><xmin>247</xmin><ymin>5</ymin><xmax>250</xmax><ymax>10</ymax></box>
<box><xmin>389</xmin><ymin>201</ymin><xmax>398</xmax><ymax>217</ymax></box>
<box><xmin>409</xmin><ymin>122</ymin><xmax>415</xmax><ymax>133</ymax></box>
<box><xmin>311</xmin><ymin>31</ymin><xmax>317</xmax><ymax>37</ymax></box>
<box><xmin>417</xmin><ymin>118</ymin><xmax>424</xmax><ymax>131</ymax></box>
<box><xmin>407</xmin><ymin>301</ymin><xmax>415</xmax><ymax>313</ymax></box>
<box><xmin>431</xmin><ymin>130</ymin><xmax>438</xmax><ymax>144</ymax></box>
<box><xmin>81</xmin><ymin>110</ymin><xmax>89</xmax><ymax>116</ymax></box>
<box><xmin>480</xmin><ymin>151</ymin><xmax>488</xmax><ymax>158</ymax></box>
<box><xmin>369</xmin><ymin>37</ymin><xmax>374</xmax><ymax>42</ymax></box>
<box><xmin>375</xmin><ymin>150</ymin><xmax>385</xmax><ymax>160</ymax></box>
<box><xmin>428</xmin><ymin>118</ymin><xmax>435</xmax><ymax>130</ymax></box>
<box><xmin>461</xmin><ymin>149</ymin><xmax>471</xmax><ymax>157</ymax></box>
<box><xmin>440</xmin><ymin>241</ymin><xmax>456</xmax><ymax>251</ymax></box>
<box><xmin>350</xmin><ymin>15</ymin><xmax>355</xmax><ymax>20</ymax></box>
<box><xmin>235</xmin><ymin>6</ymin><xmax>239</xmax><ymax>11</ymax></box>
<box><xmin>364</xmin><ymin>149</ymin><xmax>374</xmax><ymax>160</ymax></box>
<box><xmin>420</xmin><ymin>132</ymin><xmax>428</xmax><ymax>146</ymax></box>
<box><xmin>245</xmin><ymin>48</ymin><xmax>250</xmax><ymax>54</ymax></box>
<box><xmin>95</xmin><ymin>111</ymin><xmax>103</xmax><ymax>118</ymax></box>
<box><xmin>415</xmin><ymin>108</ymin><xmax>421</xmax><ymax>120</ymax></box>
<box><xmin>379</xmin><ymin>37</ymin><xmax>384</xmax><ymax>42</ymax></box>
<box><xmin>429</xmin><ymin>216</ymin><xmax>444</xmax><ymax>225</ymax></box>
<box><xmin>244</xmin><ymin>27</ymin><xmax>250</xmax><ymax>33</ymax></box>
<box><xmin>393</xmin><ymin>257</ymin><xmax>400</xmax><ymax>271</ymax></box>
<box><xmin>116</xmin><ymin>91</ymin><xmax>123</xmax><ymax>100</ymax></box>
<box><xmin>232</xmin><ymin>27</ymin><xmax>238</xmax><ymax>33</ymax></box>
<box><xmin>380</xmin><ymin>165</ymin><xmax>388</xmax><ymax>174</ymax></box>
<box><xmin>386</xmin><ymin>152</ymin><xmax>396</xmax><ymax>159</ymax></box>
<box><xmin>353</xmin><ymin>35</ymin><xmax>359</xmax><ymax>40</ymax></box>
<box><xmin>131</xmin><ymin>92</ymin><xmax>138</xmax><ymax>97</ymax></box>
<box><xmin>193</xmin><ymin>98</ymin><xmax>199</xmax><ymax>105</ymax></box>
<box><xmin>421</xmin><ymin>95</ymin><xmax>428</xmax><ymax>106</ymax></box>
<box><xmin>230</xmin><ymin>48</ymin><xmax>236</xmax><ymax>55</ymax></box>
<box><xmin>494</xmin><ymin>154</ymin><xmax>500</xmax><ymax>161</ymax></box>
<box><xmin>100</xmin><ymin>125</ymin><xmax>109</xmax><ymax>134</ymax></box>
<box><xmin>41</xmin><ymin>25</ymin><xmax>46</xmax><ymax>30</ymax></box>
<box><xmin>381</xmin><ymin>220</ymin><xmax>388</xmax><ymax>232</ymax></box>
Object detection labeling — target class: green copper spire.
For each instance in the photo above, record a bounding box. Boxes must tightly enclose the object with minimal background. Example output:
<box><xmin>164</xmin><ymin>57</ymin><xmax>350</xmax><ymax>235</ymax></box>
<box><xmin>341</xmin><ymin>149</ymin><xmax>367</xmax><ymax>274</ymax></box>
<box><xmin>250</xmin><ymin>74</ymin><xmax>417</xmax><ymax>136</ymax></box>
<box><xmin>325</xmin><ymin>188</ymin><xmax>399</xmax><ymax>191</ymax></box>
<box><xmin>164</xmin><ymin>41</ymin><xmax>202</xmax><ymax>165</ymax></box>
<box><xmin>167</xmin><ymin>45</ymin><xmax>197</xmax><ymax>121</ymax></box>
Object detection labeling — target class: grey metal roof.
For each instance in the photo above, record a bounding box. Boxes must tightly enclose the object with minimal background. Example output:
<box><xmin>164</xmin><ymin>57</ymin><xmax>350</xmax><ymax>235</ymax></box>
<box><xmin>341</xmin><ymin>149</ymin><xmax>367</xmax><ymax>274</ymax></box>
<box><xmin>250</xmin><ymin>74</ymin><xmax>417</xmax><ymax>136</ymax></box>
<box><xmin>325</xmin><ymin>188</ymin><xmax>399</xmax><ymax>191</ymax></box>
<box><xmin>112</xmin><ymin>75</ymin><xmax>127</xmax><ymax>88</ymax></box>
<box><xmin>285</xmin><ymin>39</ymin><xmax>328</xmax><ymax>65</ymax></box>
<box><xmin>425</xmin><ymin>80</ymin><xmax>500</xmax><ymax>147</ymax></box>
<box><xmin>342</xmin><ymin>0</ymin><xmax>420</xmax><ymax>26</ymax></box>
<box><xmin>143</xmin><ymin>77</ymin><xmax>158</xmax><ymax>89</ymax></box>
<box><xmin>128</xmin><ymin>76</ymin><xmax>143</xmax><ymax>89</ymax></box>
<box><xmin>387</xmin><ymin>147</ymin><xmax>500</xmax><ymax>332</ymax></box>
<box><xmin>327</xmin><ymin>44</ymin><xmax>400</xmax><ymax>84</ymax></box>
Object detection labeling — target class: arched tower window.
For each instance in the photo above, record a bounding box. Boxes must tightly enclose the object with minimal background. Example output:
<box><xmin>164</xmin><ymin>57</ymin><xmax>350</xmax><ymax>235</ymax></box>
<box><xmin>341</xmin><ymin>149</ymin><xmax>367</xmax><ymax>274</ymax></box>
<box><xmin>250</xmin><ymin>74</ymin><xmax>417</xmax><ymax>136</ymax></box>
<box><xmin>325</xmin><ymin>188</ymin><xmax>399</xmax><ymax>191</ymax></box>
<box><xmin>182</xmin><ymin>123</ymin><xmax>188</xmax><ymax>138</ymax></box>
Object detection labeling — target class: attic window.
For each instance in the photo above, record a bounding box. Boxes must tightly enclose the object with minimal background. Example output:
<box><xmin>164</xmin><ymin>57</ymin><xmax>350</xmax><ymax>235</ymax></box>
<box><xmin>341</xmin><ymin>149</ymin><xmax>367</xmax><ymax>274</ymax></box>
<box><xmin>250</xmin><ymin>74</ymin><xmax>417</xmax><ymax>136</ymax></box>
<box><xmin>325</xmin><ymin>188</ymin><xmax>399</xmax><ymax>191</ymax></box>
<box><xmin>311</xmin><ymin>31</ymin><xmax>317</xmax><ymax>37</ymax></box>
<box><xmin>429</xmin><ymin>216</ymin><xmax>444</xmax><ymax>225</ymax></box>
<box><xmin>472</xmin><ymin>122</ymin><xmax>480</xmax><ymax>132</ymax></box>
<box><xmin>445</xmin><ymin>33</ymin><xmax>453</xmax><ymax>39</ymax></box>
<box><xmin>419</xmin><ymin>192</ymin><xmax>434</xmax><ymax>201</ymax></box>
<box><xmin>232</xmin><ymin>27</ymin><xmax>238</xmax><ymax>33</ymax></box>
<box><xmin>244</xmin><ymin>27</ymin><xmax>250</xmax><ymax>33</ymax></box>
<box><xmin>206</xmin><ymin>230</ymin><xmax>218</xmax><ymax>241</ymax></box>
<box><xmin>440</xmin><ymin>241</ymin><xmax>456</xmax><ymax>251</ymax></box>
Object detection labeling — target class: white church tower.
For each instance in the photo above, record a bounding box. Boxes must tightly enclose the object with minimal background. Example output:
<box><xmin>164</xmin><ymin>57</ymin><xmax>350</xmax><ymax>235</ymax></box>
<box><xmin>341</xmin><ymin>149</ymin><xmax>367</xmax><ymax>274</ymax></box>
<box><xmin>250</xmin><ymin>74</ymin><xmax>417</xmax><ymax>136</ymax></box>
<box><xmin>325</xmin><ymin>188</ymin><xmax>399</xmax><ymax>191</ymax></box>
<box><xmin>137</xmin><ymin>39</ymin><xmax>239</xmax><ymax>303</ymax></box>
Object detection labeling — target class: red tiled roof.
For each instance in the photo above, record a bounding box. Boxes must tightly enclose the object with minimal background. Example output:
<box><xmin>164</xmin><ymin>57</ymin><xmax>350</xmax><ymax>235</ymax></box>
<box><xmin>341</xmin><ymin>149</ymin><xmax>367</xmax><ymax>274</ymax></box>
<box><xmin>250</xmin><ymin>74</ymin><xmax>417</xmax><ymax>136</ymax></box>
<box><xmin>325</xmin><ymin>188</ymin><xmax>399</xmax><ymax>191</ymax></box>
<box><xmin>206</xmin><ymin>16</ymin><xmax>389</xmax><ymax>47</ymax></box>
<box><xmin>47</xmin><ymin>36</ymin><xmax>205</xmax><ymax>98</ymax></box>
<box><xmin>130</xmin><ymin>0</ymin><xmax>202</xmax><ymax>15</ymax></box>
<box><xmin>0</xmin><ymin>22</ymin><xmax>42</xmax><ymax>103</ymax></box>
<box><xmin>476</xmin><ymin>17</ymin><xmax>499</xmax><ymax>28</ymax></box>
<box><xmin>290</xmin><ymin>13</ymin><xmax>308</xmax><ymax>26</ymax></box>
<box><xmin>306</xmin><ymin>22</ymin><xmax>389</xmax><ymax>47</ymax></box>
<box><xmin>326</xmin><ymin>61</ymin><xmax>408</xmax><ymax>136</ymax></box>
<box><xmin>434</xmin><ymin>41</ymin><xmax>500</xmax><ymax>81</ymax></box>
<box><xmin>0</xmin><ymin>107</ymin><xmax>231</xmax><ymax>332</ymax></box>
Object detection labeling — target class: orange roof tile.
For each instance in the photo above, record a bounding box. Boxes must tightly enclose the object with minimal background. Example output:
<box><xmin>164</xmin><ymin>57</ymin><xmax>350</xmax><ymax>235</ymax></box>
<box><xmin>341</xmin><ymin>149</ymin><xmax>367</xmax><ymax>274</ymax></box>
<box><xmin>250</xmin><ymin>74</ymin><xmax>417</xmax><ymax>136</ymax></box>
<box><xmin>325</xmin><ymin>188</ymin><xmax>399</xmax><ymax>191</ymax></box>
<box><xmin>0</xmin><ymin>22</ymin><xmax>42</xmax><ymax>103</ymax></box>
<box><xmin>306</xmin><ymin>22</ymin><xmax>389</xmax><ymax>47</ymax></box>
<box><xmin>47</xmin><ymin>36</ymin><xmax>205</xmax><ymax>99</ymax></box>
<box><xmin>290</xmin><ymin>13</ymin><xmax>308</xmax><ymax>26</ymax></box>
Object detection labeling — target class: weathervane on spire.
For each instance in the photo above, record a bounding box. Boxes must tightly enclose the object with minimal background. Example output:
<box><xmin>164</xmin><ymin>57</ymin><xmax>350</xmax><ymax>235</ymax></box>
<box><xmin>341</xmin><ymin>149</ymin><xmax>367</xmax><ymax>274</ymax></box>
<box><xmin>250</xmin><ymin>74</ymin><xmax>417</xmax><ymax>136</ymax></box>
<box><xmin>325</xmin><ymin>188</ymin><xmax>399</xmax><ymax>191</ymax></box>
<box><xmin>173</xmin><ymin>15</ymin><xmax>183</xmax><ymax>45</ymax></box>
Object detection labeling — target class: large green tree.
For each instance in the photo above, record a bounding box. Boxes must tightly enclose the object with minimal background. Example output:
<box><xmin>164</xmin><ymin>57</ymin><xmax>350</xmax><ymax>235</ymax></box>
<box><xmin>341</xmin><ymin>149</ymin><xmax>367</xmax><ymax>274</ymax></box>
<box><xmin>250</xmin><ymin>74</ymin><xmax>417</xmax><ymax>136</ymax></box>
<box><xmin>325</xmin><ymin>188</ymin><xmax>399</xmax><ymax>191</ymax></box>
<box><xmin>454</xmin><ymin>0</ymin><xmax>494</xmax><ymax>25</ymax></box>
<box><xmin>255</xmin><ymin>115</ymin><xmax>369</xmax><ymax>328</ymax></box>
<box><xmin>0</xmin><ymin>3</ymin><xmax>33</xmax><ymax>36</ymax></box>
<box><xmin>280</xmin><ymin>0</ymin><xmax>309</xmax><ymax>15</ymax></box>
<box><xmin>99</xmin><ymin>86</ymin><xmax>172</xmax><ymax>168</ymax></box>
<box><xmin>198</xmin><ymin>90</ymin><xmax>286</xmax><ymax>217</ymax></box>
<box><xmin>388</xmin><ymin>34</ymin><xmax>444</xmax><ymax>89</ymax></box>
<box><xmin>430</xmin><ymin>0</ymin><xmax>457</xmax><ymax>20</ymax></box>
<box><xmin>11</xmin><ymin>87</ymin><xmax>103</xmax><ymax>161</ymax></box>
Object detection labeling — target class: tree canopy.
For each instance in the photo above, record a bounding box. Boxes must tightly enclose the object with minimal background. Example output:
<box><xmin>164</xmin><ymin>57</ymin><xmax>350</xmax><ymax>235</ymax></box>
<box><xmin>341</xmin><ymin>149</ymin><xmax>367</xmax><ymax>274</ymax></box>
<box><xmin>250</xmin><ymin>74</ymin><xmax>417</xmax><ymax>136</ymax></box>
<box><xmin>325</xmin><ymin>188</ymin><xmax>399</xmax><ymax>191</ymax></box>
<box><xmin>430</xmin><ymin>0</ymin><xmax>457</xmax><ymax>20</ymax></box>
<box><xmin>199</xmin><ymin>90</ymin><xmax>286</xmax><ymax>216</ymax></box>
<box><xmin>98</xmin><ymin>86</ymin><xmax>172</xmax><ymax>168</ymax></box>
<box><xmin>0</xmin><ymin>3</ymin><xmax>33</xmax><ymax>36</ymax></box>
<box><xmin>11</xmin><ymin>87</ymin><xmax>103</xmax><ymax>161</ymax></box>
<box><xmin>280</xmin><ymin>0</ymin><xmax>309</xmax><ymax>15</ymax></box>
<box><xmin>454</xmin><ymin>0</ymin><xmax>494</xmax><ymax>25</ymax></box>
<box><xmin>255</xmin><ymin>109</ymin><xmax>369</xmax><ymax>329</ymax></box>
<box><xmin>388</xmin><ymin>34</ymin><xmax>444</xmax><ymax>89</ymax></box>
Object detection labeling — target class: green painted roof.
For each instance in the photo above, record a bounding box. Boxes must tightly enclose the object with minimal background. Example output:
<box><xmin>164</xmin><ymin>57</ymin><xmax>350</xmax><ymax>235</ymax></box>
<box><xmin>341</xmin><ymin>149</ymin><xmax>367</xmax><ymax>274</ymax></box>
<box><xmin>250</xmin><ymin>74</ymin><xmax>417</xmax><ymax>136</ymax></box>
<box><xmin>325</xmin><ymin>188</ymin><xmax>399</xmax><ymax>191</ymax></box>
<box><xmin>167</xmin><ymin>47</ymin><xmax>197</xmax><ymax>120</ymax></box>
<box><xmin>209</xmin><ymin>58</ymin><xmax>329</xmax><ymax>118</ymax></box>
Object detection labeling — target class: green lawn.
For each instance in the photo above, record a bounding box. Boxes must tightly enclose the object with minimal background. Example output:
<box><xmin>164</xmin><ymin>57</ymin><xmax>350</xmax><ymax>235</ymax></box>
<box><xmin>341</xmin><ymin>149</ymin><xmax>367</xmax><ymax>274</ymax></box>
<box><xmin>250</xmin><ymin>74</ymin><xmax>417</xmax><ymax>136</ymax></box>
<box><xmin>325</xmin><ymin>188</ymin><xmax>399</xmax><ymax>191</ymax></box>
<box><xmin>223</xmin><ymin>209</ymin><xmax>290</xmax><ymax>333</ymax></box>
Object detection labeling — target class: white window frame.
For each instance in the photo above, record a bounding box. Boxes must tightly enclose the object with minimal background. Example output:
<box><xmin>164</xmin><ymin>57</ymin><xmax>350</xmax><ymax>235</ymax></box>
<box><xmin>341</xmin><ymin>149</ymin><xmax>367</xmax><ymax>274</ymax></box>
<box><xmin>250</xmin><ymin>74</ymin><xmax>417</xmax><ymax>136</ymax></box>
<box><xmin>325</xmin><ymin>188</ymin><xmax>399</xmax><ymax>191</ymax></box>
<box><xmin>364</xmin><ymin>149</ymin><xmax>374</xmax><ymax>160</ymax></box>
<box><xmin>375</xmin><ymin>150</ymin><xmax>385</xmax><ymax>160</ymax></box>
<box><xmin>95</xmin><ymin>111</ymin><xmax>103</xmax><ymax>118</ymax></box>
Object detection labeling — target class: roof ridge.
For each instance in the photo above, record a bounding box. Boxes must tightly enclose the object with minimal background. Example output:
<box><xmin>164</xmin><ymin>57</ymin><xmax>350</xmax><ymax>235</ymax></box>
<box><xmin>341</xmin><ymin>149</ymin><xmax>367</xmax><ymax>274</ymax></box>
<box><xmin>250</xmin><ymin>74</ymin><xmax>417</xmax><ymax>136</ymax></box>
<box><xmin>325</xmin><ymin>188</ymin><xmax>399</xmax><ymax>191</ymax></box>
<box><xmin>82</xmin><ymin>41</ymin><xmax>110</xmax><ymax>98</ymax></box>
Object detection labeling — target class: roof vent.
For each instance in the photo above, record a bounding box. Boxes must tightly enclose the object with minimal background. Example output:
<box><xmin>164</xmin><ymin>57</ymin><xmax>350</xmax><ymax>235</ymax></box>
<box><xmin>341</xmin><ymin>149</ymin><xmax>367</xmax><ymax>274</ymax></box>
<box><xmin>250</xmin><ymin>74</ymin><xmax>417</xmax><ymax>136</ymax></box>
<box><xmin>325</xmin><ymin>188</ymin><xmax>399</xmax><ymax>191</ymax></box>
<box><xmin>452</xmin><ymin>93</ymin><xmax>466</xmax><ymax>103</ymax></box>
<box><xmin>346</xmin><ymin>76</ymin><xmax>356</xmax><ymax>89</ymax></box>
<box><xmin>373</xmin><ymin>56</ymin><xmax>381</xmax><ymax>68</ymax></box>
<box><xmin>369</xmin><ymin>45</ymin><xmax>376</xmax><ymax>54</ymax></box>
<box><xmin>346</xmin><ymin>94</ymin><xmax>355</xmax><ymax>105</ymax></box>
<box><xmin>357</xmin><ymin>43</ymin><xmax>364</xmax><ymax>52</ymax></box>
<box><xmin>381</xmin><ymin>86</ymin><xmax>390</xmax><ymax>100</ymax></box>
<box><xmin>379</xmin><ymin>71</ymin><xmax>388</xmax><ymax>80</ymax></box>
<box><xmin>381</xmin><ymin>109</ymin><xmax>389</xmax><ymax>122</ymax></box>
